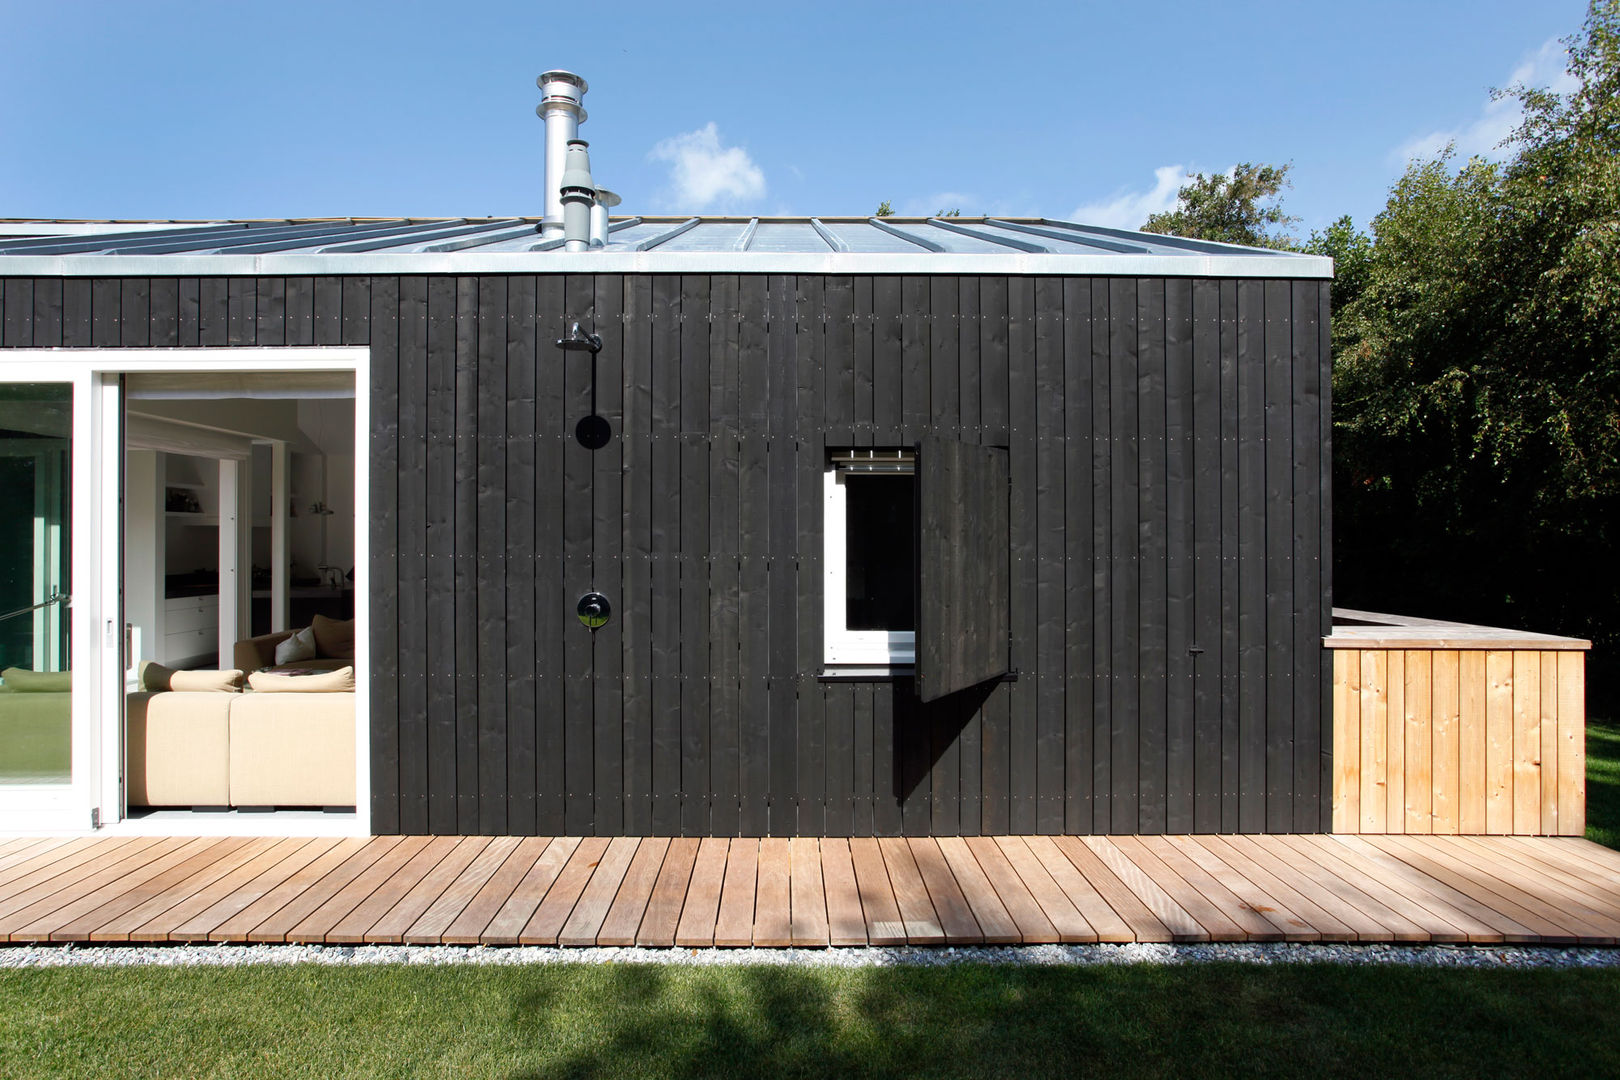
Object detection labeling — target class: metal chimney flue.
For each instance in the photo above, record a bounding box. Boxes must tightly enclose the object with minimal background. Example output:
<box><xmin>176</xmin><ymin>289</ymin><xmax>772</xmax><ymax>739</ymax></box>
<box><xmin>560</xmin><ymin>140</ymin><xmax>596</xmax><ymax>252</ymax></box>
<box><xmin>535</xmin><ymin>70</ymin><xmax>588</xmax><ymax>239</ymax></box>
<box><xmin>590</xmin><ymin>188</ymin><xmax>620</xmax><ymax>248</ymax></box>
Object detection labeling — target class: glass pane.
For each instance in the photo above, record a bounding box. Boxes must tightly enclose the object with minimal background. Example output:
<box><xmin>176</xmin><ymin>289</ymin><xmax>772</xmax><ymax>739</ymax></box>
<box><xmin>0</xmin><ymin>384</ymin><xmax>72</xmax><ymax>784</ymax></box>
<box><xmin>845</xmin><ymin>474</ymin><xmax>915</xmax><ymax>631</ymax></box>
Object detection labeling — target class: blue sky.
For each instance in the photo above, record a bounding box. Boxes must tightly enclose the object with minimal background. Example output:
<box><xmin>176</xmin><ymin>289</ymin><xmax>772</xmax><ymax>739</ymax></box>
<box><xmin>0</xmin><ymin>0</ymin><xmax>1593</xmax><ymax>237</ymax></box>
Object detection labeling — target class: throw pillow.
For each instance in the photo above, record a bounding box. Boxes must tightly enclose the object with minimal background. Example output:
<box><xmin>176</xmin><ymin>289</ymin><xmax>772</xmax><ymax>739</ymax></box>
<box><xmin>311</xmin><ymin>614</ymin><xmax>356</xmax><ymax>660</ymax></box>
<box><xmin>139</xmin><ymin>662</ymin><xmax>243</xmax><ymax>693</ymax></box>
<box><xmin>0</xmin><ymin>668</ymin><xmax>72</xmax><ymax>692</ymax></box>
<box><xmin>274</xmin><ymin>626</ymin><xmax>317</xmax><ymax>665</ymax></box>
<box><xmin>248</xmin><ymin>665</ymin><xmax>355</xmax><ymax>693</ymax></box>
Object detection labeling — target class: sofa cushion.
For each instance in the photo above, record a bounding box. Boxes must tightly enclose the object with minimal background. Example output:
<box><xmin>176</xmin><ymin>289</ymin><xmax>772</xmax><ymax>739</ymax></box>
<box><xmin>229</xmin><ymin>691</ymin><xmax>356</xmax><ymax>807</ymax></box>
<box><xmin>311</xmin><ymin>614</ymin><xmax>356</xmax><ymax>661</ymax></box>
<box><xmin>248</xmin><ymin>665</ymin><xmax>355</xmax><ymax>693</ymax></box>
<box><xmin>0</xmin><ymin>668</ymin><xmax>71</xmax><ymax>692</ymax></box>
<box><xmin>273</xmin><ymin>625</ymin><xmax>317</xmax><ymax>665</ymax></box>
<box><xmin>139</xmin><ymin>662</ymin><xmax>243</xmax><ymax>693</ymax></box>
<box><xmin>125</xmin><ymin>691</ymin><xmax>232</xmax><ymax>806</ymax></box>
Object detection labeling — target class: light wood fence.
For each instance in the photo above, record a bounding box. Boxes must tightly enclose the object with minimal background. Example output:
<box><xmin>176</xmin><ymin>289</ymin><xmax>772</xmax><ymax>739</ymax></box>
<box><xmin>1326</xmin><ymin>610</ymin><xmax>1588</xmax><ymax>836</ymax></box>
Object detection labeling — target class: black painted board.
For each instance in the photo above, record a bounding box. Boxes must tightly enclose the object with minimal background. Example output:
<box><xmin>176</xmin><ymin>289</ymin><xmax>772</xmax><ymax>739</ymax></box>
<box><xmin>1219</xmin><ymin>280</ymin><xmax>1243</xmax><ymax>833</ymax></box>
<box><xmin>225</xmin><ymin>277</ymin><xmax>254</xmax><ymax>346</ymax></box>
<box><xmin>424</xmin><ymin>275</ymin><xmax>459</xmax><ymax>835</ymax></box>
<box><xmin>1006</xmin><ymin>277</ymin><xmax>1038</xmax><ymax>833</ymax></box>
<box><xmin>255</xmin><ymin>278</ymin><xmax>285</xmax><ymax>346</ymax></box>
<box><xmin>285</xmin><ymin>277</ymin><xmax>314</xmax><ymax>346</ymax></box>
<box><xmin>1061</xmin><ymin>277</ymin><xmax>1093</xmax><ymax>833</ymax></box>
<box><xmin>851</xmin><ymin>277</ymin><xmax>875</xmax><ymax>447</ymax></box>
<box><xmin>871</xmin><ymin>683</ymin><xmax>901</xmax><ymax>836</ymax></box>
<box><xmin>851</xmin><ymin>682</ymin><xmax>874</xmax><ymax>836</ymax></box>
<box><xmin>31</xmin><ymin>279</ymin><xmax>62</xmax><ymax>347</ymax></box>
<box><xmin>680</xmin><ymin>276</ymin><xmax>712</xmax><ymax>836</ymax></box>
<box><xmin>395</xmin><ymin>277</ymin><xmax>430</xmax><ymax>834</ymax></box>
<box><xmin>1263</xmin><ymin>280</ymin><xmax>1294</xmax><ymax>833</ymax></box>
<box><xmin>1191</xmin><ymin>279</ymin><xmax>1224</xmax><ymax>832</ymax></box>
<box><xmin>649</xmin><ymin>275</ymin><xmax>683</xmax><ymax>836</ymax></box>
<box><xmin>957</xmin><ymin>694</ymin><xmax>982</xmax><ymax>836</ymax></box>
<box><xmin>196</xmin><ymin>278</ymin><xmax>226</xmax><ymax>346</ymax></box>
<box><xmin>619</xmin><ymin>274</ymin><xmax>654</xmax><ymax>834</ymax></box>
<box><xmin>824</xmin><ymin>275</ymin><xmax>855</xmax><ymax>445</ymax></box>
<box><xmin>368</xmin><ymin>275</ymin><xmax>401</xmax><ymax>835</ymax></box>
<box><xmin>90</xmin><ymin>278</ymin><xmax>120</xmax><ymax>347</ymax></box>
<box><xmin>313</xmin><ymin>277</ymin><xmax>342</xmax><ymax>345</ymax></box>
<box><xmin>533</xmin><ymin>275</ymin><xmax>568</xmax><ymax>836</ymax></box>
<box><xmin>708</xmin><ymin>275</ymin><xmax>742</xmax><ymax>837</ymax></box>
<box><xmin>59</xmin><ymin>279</ymin><xmax>90</xmax><ymax>347</ymax></box>
<box><xmin>504</xmin><ymin>275</ymin><xmax>539</xmax><ymax>836</ymax></box>
<box><xmin>901</xmin><ymin>276</ymin><xmax>930</xmax><ymax>440</ymax></box>
<box><xmin>3</xmin><ymin>279</ymin><xmax>32</xmax><ymax>346</ymax></box>
<box><xmin>476</xmin><ymin>276</ymin><xmax>509</xmax><ymax>836</ymax></box>
<box><xmin>1108</xmin><ymin>277</ymin><xmax>1140</xmax><ymax>834</ymax></box>
<box><xmin>824</xmin><ymin>682</ymin><xmax>854</xmax><ymax>836</ymax></box>
<box><xmin>563</xmin><ymin>274</ymin><xmax>601</xmax><ymax>835</ymax></box>
<box><xmin>1291</xmin><ymin>279</ymin><xmax>1323</xmax><ymax>832</ymax></box>
<box><xmin>1163</xmin><ymin>278</ymin><xmax>1196</xmax><ymax>833</ymax></box>
<box><xmin>1033</xmin><ymin>277</ymin><xmax>1065</xmax><ymax>834</ymax></box>
<box><xmin>795</xmin><ymin>276</ymin><xmax>825</xmax><ymax>837</ymax></box>
<box><xmin>176</xmin><ymin>279</ymin><xmax>199</xmax><ymax>347</ymax></box>
<box><xmin>766</xmin><ymin>275</ymin><xmax>798</xmax><ymax>836</ymax></box>
<box><xmin>872</xmin><ymin>276</ymin><xmax>903</xmax><ymax>446</ymax></box>
<box><xmin>1136</xmin><ymin>279</ymin><xmax>1169</xmax><ymax>834</ymax></box>
<box><xmin>342</xmin><ymin>277</ymin><xmax>371</xmax><ymax>344</ymax></box>
<box><xmin>453</xmin><ymin>277</ymin><xmax>481</xmax><ymax>834</ymax></box>
<box><xmin>1089</xmin><ymin>279</ymin><xmax>1113</xmax><ymax>835</ymax></box>
<box><xmin>592</xmin><ymin>275</ymin><xmax>626</xmax><ymax>836</ymax></box>
<box><xmin>1234</xmin><ymin>279</ymin><xmax>1267</xmax><ymax>833</ymax></box>
<box><xmin>898</xmin><ymin>684</ymin><xmax>930</xmax><ymax>836</ymax></box>
<box><xmin>927</xmin><ymin>690</ymin><xmax>960</xmax><ymax>837</ymax></box>
<box><xmin>148</xmin><ymin>279</ymin><xmax>177</xmax><ymax>348</ymax></box>
<box><xmin>980</xmin><ymin>682</ymin><xmax>1010</xmax><ymax>834</ymax></box>
<box><xmin>120</xmin><ymin>279</ymin><xmax>150</xmax><ymax>347</ymax></box>
<box><xmin>979</xmin><ymin>277</ymin><xmax>1010</xmax><ymax>446</ymax></box>
<box><xmin>1318</xmin><ymin>281</ymin><xmax>1335</xmax><ymax>833</ymax></box>
<box><xmin>958</xmin><ymin>277</ymin><xmax>982</xmax><ymax>443</ymax></box>
<box><xmin>736</xmin><ymin>275</ymin><xmax>771</xmax><ymax>835</ymax></box>
<box><xmin>930</xmin><ymin>277</ymin><xmax>960</xmax><ymax>439</ymax></box>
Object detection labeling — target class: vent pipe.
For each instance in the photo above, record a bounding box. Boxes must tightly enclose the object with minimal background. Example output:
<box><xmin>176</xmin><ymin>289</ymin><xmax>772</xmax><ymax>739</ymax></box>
<box><xmin>535</xmin><ymin>70</ymin><xmax>588</xmax><ymax>239</ymax></box>
<box><xmin>590</xmin><ymin>188</ymin><xmax>620</xmax><ymax>248</ymax></box>
<box><xmin>560</xmin><ymin>140</ymin><xmax>596</xmax><ymax>253</ymax></box>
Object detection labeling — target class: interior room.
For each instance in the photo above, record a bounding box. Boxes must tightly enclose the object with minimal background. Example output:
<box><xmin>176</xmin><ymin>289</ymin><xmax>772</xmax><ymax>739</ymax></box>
<box><xmin>121</xmin><ymin>371</ymin><xmax>358</xmax><ymax>817</ymax></box>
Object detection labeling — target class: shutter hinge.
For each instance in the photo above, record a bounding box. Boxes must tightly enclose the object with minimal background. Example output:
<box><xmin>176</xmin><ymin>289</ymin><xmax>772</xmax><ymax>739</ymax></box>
<box><xmin>90</xmin><ymin>807</ymin><xmax>101</xmax><ymax>830</ymax></box>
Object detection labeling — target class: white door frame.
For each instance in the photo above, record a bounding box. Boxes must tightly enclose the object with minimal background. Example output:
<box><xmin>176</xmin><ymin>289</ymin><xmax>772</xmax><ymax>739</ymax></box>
<box><xmin>0</xmin><ymin>348</ymin><xmax>370</xmax><ymax>836</ymax></box>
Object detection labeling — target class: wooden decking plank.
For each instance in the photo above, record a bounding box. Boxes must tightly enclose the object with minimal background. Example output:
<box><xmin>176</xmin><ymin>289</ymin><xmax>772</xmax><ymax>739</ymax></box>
<box><xmin>404</xmin><ymin>836</ymin><xmax>526</xmax><ymax>945</ymax></box>
<box><xmin>962</xmin><ymin>836</ymin><xmax>1059</xmax><ymax>943</ymax></box>
<box><xmin>88</xmin><ymin>837</ymin><xmax>266</xmax><ymax>941</ymax></box>
<box><xmin>639</xmin><ymin>837</ymin><xmax>700</xmax><ymax>947</ymax></box>
<box><xmin>1333</xmin><ymin>836</ymin><xmax>1541</xmax><ymax>943</ymax></box>
<box><xmin>245</xmin><ymin>837</ymin><xmax>404</xmax><ymax>943</ymax></box>
<box><xmin>1546</xmin><ymin>837</ymin><xmax>1620</xmax><ymax>874</ymax></box>
<box><xmin>557</xmin><ymin>836</ymin><xmax>640</xmax><ymax>947</ymax></box>
<box><xmin>1116</xmin><ymin>836</ymin><xmax>1254</xmax><ymax>941</ymax></box>
<box><xmin>27</xmin><ymin>838</ymin><xmax>223</xmax><ymax>943</ymax></box>
<box><xmin>1052</xmin><ymin>836</ymin><xmax>1174</xmax><ymax>942</ymax></box>
<box><xmin>1080</xmin><ymin>837</ymin><xmax>1207</xmax><ymax>941</ymax></box>
<box><xmin>366</xmin><ymin>837</ymin><xmax>493</xmax><ymax>943</ymax></box>
<box><xmin>0</xmin><ymin>838</ymin><xmax>184</xmax><ymax>940</ymax></box>
<box><xmin>596</xmin><ymin>837</ymin><xmax>671</xmax><ymax>946</ymax></box>
<box><xmin>1279</xmin><ymin>835</ymin><xmax>1472</xmax><ymax>943</ymax></box>
<box><xmin>922</xmin><ymin>839</ymin><xmax>1001</xmax><ymax>943</ymax></box>
<box><xmin>0</xmin><ymin>837</ymin><xmax>77</xmax><ymax>877</ymax></box>
<box><xmin>166</xmin><ymin>839</ymin><xmax>341</xmax><ymax>942</ymax></box>
<box><xmin>442</xmin><ymin>837</ymin><xmax>555</xmax><ymax>945</ymax></box>
<box><xmin>520</xmin><ymin>837</ymin><xmax>609</xmax><ymax>945</ymax></box>
<box><xmin>1220</xmin><ymin>834</ymin><xmax>1408</xmax><ymax>943</ymax></box>
<box><xmin>789</xmin><ymin>838</ymin><xmax>830</xmax><ymax>946</ymax></box>
<box><xmin>1499</xmin><ymin>837</ymin><xmax>1620</xmax><ymax>903</ymax></box>
<box><xmin>1192</xmin><ymin>835</ymin><xmax>1357</xmax><ymax>942</ymax></box>
<box><xmin>990</xmin><ymin>838</ymin><xmax>1096</xmax><ymax>943</ymax></box>
<box><xmin>674</xmin><ymin>838</ymin><xmax>728</xmax><ymax>947</ymax></box>
<box><xmin>485</xmin><ymin>837</ymin><xmax>577</xmax><ymax>945</ymax></box>
<box><xmin>820</xmin><ymin>838</ymin><xmax>868</xmax><ymax>946</ymax></box>
<box><xmin>1379</xmin><ymin>835</ymin><xmax>1615</xmax><ymax>944</ymax></box>
<box><xmin>752</xmin><ymin>838</ymin><xmax>793</xmax><ymax>947</ymax></box>
<box><xmin>0</xmin><ymin>837</ymin><xmax>161</xmax><ymax>912</ymax></box>
<box><xmin>1022</xmin><ymin>836</ymin><xmax>1133</xmax><ymax>942</ymax></box>
<box><xmin>876</xmin><ymin>838</ymin><xmax>945</xmax><ymax>944</ymax></box>
<box><xmin>205</xmin><ymin>838</ymin><xmax>370</xmax><ymax>942</ymax></box>
<box><xmin>1448</xmin><ymin>837</ymin><xmax>1620</xmax><ymax>921</ymax></box>
<box><xmin>713</xmin><ymin>839</ymin><xmax>757</xmax><ymax>947</ymax></box>
<box><xmin>290</xmin><ymin>836</ymin><xmax>434</xmax><ymax>943</ymax></box>
<box><xmin>327</xmin><ymin>836</ymin><xmax>465</xmax><ymax>944</ymax></box>
<box><xmin>118</xmin><ymin>837</ymin><xmax>291</xmax><ymax>942</ymax></box>
<box><xmin>849</xmin><ymin>838</ymin><xmax>906</xmax><ymax>946</ymax></box>
<box><xmin>1160</xmin><ymin>836</ymin><xmax>1317</xmax><ymax>941</ymax></box>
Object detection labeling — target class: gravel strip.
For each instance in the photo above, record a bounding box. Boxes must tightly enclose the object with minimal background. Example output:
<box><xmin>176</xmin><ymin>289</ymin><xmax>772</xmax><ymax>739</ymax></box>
<box><xmin>2</xmin><ymin>941</ymin><xmax>1617</xmax><ymax>970</ymax></box>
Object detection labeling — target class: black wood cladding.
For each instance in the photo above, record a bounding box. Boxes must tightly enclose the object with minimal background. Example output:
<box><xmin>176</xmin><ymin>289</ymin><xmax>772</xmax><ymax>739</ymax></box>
<box><xmin>1</xmin><ymin>272</ymin><xmax>1331</xmax><ymax>835</ymax></box>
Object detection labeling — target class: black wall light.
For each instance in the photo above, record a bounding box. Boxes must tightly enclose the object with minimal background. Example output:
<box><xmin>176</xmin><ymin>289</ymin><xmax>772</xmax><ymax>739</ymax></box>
<box><xmin>556</xmin><ymin>321</ymin><xmax>611</xmax><ymax>449</ymax></box>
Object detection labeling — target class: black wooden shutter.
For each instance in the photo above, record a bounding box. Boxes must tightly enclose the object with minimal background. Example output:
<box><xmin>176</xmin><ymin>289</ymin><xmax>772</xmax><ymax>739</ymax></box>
<box><xmin>915</xmin><ymin>436</ymin><xmax>1009</xmax><ymax>702</ymax></box>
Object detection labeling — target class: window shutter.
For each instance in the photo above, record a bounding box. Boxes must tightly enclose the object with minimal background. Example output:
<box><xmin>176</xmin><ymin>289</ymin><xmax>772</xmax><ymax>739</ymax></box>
<box><xmin>914</xmin><ymin>436</ymin><xmax>1009</xmax><ymax>703</ymax></box>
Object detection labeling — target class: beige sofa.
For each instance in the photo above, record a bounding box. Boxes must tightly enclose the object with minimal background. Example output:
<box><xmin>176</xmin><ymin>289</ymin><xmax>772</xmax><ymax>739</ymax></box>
<box><xmin>234</xmin><ymin>614</ymin><xmax>356</xmax><ymax>676</ymax></box>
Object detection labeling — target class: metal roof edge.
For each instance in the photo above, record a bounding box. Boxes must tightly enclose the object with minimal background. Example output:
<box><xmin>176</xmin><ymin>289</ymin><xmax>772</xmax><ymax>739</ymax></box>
<box><xmin>0</xmin><ymin>250</ymin><xmax>1335</xmax><ymax>279</ymax></box>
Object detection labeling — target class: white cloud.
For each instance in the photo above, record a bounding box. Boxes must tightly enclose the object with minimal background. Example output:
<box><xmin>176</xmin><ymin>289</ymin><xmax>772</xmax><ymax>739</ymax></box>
<box><xmin>1393</xmin><ymin>37</ymin><xmax>1579</xmax><ymax>164</ymax></box>
<box><xmin>1069</xmin><ymin>165</ymin><xmax>1191</xmax><ymax>229</ymax></box>
<box><xmin>648</xmin><ymin>122</ymin><xmax>765</xmax><ymax>210</ymax></box>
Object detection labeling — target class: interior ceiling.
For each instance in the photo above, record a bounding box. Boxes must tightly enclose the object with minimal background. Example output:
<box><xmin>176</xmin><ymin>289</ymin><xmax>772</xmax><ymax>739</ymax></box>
<box><xmin>124</xmin><ymin>371</ymin><xmax>354</xmax><ymax>400</ymax></box>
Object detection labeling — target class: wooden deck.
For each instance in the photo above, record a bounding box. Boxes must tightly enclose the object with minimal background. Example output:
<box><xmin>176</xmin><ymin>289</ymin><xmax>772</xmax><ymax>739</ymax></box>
<box><xmin>1</xmin><ymin>834</ymin><xmax>1618</xmax><ymax>947</ymax></box>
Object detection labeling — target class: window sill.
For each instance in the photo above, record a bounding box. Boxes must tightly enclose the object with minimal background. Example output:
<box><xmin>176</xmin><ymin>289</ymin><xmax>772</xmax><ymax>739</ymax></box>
<box><xmin>817</xmin><ymin>665</ymin><xmax>915</xmax><ymax>682</ymax></box>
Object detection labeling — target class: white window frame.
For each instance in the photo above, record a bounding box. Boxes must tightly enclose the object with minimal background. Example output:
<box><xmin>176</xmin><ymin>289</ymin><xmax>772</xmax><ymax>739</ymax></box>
<box><xmin>823</xmin><ymin>451</ymin><xmax>916</xmax><ymax>667</ymax></box>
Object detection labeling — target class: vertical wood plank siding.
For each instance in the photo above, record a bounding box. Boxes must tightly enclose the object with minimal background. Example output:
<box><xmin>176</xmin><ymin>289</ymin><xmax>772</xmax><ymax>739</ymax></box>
<box><xmin>1</xmin><ymin>273</ymin><xmax>1332</xmax><ymax>836</ymax></box>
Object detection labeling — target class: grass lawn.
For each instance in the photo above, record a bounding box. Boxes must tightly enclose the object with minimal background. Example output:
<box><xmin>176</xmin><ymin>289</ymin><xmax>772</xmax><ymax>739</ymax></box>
<box><xmin>3</xmin><ymin>962</ymin><xmax>1620</xmax><ymax>1079</ymax></box>
<box><xmin>1587</xmin><ymin>717</ymin><xmax>1619</xmax><ymax>850</ymax></box>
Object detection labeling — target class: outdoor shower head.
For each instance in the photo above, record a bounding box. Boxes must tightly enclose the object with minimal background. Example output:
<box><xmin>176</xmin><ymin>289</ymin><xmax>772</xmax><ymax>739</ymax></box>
<box><xmin>555</xmin><ymin>322</ymin><xmax>603</xmax><ymax>354</ymax></box>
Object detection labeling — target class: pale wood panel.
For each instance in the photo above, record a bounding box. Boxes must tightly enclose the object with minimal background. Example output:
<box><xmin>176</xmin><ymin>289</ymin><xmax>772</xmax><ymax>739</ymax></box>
<box><xmin>1404</xmin><ymin>651</ymin><xmax>1432</xmax><ymax>834</ymax></box>
<box><xmin>1359</xmin><ymin>650</ymin><xmax>1388</xmax><ymax>833</ymax></box>
<box><xmin>1385</xmin><ymin>650</ymin><xmax>1406</xmax><ymax>830</ymax></box>
<box><xmin>1485</xmin><ymin>650</ymin><xmax>1514</xmax><ymax>835</ymax></box>
<box><xmin>1541</xmin><ymin>653</ymin><xmax>1560</xmax><ymax>835</ymax></box>
<box><xmin>1558</xmin><ymin>652</ymin><xmax>1586</xmax><ymax>836</ymax></box>
<box><xmin>1432</xmin><ymin>651</ymin><xmax>1461</xmax><ymax>835</ymax></box>
<box><xmin>1458</xmin><ymin>651</ymin><xmax>1488</xmax><ymax>835</ymax></box>
<box><xmin>1332</xmin><ymin>649</ymin><xmax>1358</xmax><ymax>832</ymax></box>
<box><xmin>1512</xmin><ymin>652</ymin><xmax>1542</xmax><ymax>836</ymax></box>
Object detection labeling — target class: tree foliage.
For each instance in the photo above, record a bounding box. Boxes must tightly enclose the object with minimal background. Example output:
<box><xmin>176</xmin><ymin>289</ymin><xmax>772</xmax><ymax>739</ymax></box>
<box><xmin>875</xmin><ymin>201</ymin><xmax>894</xmax><ymax>218</ymax></box>
<box><xmin>1332</xmin><ymin>0</ymin><xmax>1620</xmax><ymax>692</ymax></box>
<box><xmin>1141</xmin><ymin>163</ymin><xmax>1299</xmax><ymax>248</ymax></box>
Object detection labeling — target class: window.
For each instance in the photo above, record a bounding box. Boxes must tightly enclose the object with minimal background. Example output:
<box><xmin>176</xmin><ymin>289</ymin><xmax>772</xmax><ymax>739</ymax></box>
<box><xmin>824</xmin><ymin>449</ymin><xmax>915</xmax><ymax>666</ymax></box>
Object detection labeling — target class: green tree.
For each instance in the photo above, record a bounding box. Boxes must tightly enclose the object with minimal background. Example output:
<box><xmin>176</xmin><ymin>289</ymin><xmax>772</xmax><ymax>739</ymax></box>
<box><xmin>875</xmin><ymin>201</ymin><xmax>894</xmax><ymax>218</ymax></box>
<box><xmin>1141</xmin><ymin>163</ymin><xmax>1298</xmax><ymax>248</ymax></box>
<box><xmin>1332</xmin><ymin>0</ymin><xmax>1620</xmax><ymax>693</ymax></box>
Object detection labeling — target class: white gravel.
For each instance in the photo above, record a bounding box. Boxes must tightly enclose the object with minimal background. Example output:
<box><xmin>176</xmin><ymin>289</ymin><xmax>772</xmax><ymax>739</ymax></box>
<box><xmin>2</xmin><ymin>941</ymin><xmax>1618</xmax><ymax>970</ymax></box>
